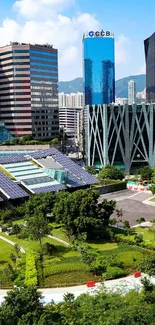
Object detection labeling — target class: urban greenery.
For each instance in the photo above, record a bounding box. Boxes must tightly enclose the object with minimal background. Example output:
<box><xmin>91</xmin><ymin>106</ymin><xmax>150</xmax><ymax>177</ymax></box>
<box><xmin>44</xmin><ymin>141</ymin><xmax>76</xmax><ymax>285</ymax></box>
<box><xmin>0</xmin><ymin>189</ymin><xmax>154</xmax><ymax>289</ymax></box>
<box><xmin>99</xmin><ymin>165</ymin><xmax>124</xmax><ymax>181</ymax></box>
<box><xmin>24</xmin><ymin>252</ymin><xmax>37</xmax><ymax>286</ymax></box>
<box><xmin>137</xmin><ymin>166</ymin><xmax>153</xmax><ymax>181</ymax></box>
<box><xmin>2</xmin><ymin>282</ymin><xmax>155</xmax><ymax>325</ymax></box>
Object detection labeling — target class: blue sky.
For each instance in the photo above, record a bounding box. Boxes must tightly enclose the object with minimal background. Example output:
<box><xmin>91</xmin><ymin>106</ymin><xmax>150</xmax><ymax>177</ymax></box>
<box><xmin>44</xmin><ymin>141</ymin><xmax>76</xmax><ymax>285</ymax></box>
<box><xmin>0</xmin><ymin>0</ymin><xmax>155</xmax><ymax>81</ymax></box>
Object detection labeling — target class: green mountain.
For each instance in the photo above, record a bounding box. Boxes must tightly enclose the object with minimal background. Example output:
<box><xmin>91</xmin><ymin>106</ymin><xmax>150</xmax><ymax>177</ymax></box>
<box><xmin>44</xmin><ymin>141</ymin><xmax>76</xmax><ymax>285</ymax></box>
<box><xmin>59</xmin><ymin>77</ymin><xmax>83</xmax><ymax>94</ymax></box>
<box><xmin>115</xmin><ymin>74</ymin><xmax>146</xmax><ymax>98</ymax></box>
<box><xmin>59</xmin><ymin>74</ymin><xmax>146</xmax><ymax>97</ymax></box>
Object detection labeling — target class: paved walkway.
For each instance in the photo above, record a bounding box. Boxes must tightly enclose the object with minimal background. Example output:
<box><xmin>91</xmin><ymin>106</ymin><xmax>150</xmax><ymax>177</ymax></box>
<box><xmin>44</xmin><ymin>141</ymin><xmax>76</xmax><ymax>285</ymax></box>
<box><xmin>47</xmin><ymin>235</ymin><xmax>69</xmax><ymax>247</ymax></box>
<box><xmin>0</xmin><ymin>274</ymin><xmax>152</xmax><ymax>305</ymax></box>
<box><xmin>0</xmin><ymin>235</ymin><xmax>25</xmax><ymax>253</ymax></box>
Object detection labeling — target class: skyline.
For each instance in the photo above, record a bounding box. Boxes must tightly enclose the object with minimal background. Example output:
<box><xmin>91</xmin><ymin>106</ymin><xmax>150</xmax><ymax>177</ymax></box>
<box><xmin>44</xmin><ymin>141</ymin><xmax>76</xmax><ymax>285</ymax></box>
<box><xmin>0</xmin><ymin>0</ymin><xmax>155</xmax><ymax>81</ymax></box>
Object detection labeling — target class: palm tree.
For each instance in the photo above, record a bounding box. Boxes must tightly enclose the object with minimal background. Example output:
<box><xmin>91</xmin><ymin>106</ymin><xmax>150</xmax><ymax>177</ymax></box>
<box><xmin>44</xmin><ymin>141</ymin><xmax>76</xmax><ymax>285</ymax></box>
<box><xmin>116</xmin><ymin>209</ymin><xmax>123</xmax><ymax>227</ymax></box>
<box><xmin>136</xmin><ymin>217</ymin><xmax>145</xmax><ymax>226</ymax></box>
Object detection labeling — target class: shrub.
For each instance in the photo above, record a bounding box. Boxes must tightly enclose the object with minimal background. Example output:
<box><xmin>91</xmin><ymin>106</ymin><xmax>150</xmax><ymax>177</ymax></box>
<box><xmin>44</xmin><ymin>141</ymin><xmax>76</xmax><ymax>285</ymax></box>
<box><xmin>134</xmin><ymin>234</ymin><xmax>143</xmax><ymax>244</ymax></box>
<box><xmin>24</xmin><ymin>252</ymin><xmax>37</xmax><ymax>286</ymax></box>
<box><xmin>43</xmin><ymin>243</ymin><xmax>57</xmax><ymax>255</ymax></box>
<box><xmin>103</xmin><ymin>266</ymin><xmax>126</xmax><ymax>280</ymax></box>
<box><xmin>44</xmin><ymin>262</ymin><xmax>89</xmax><ymax>277</ymax></box>
<box><xmin>115</xmin><ymin>234</ymin><xmax>135</xmax><ymax>245</ymax></box>
<box><xmin>9</xmin><ymin>224</ymin><xmax>21</xmax><ymax>235</ymax></box>
<box><xmin>99</xmin><ymin>166</ymin><xmax>124</xmax><ymax>181</ymax></box>
<box><xmin>117</xmin><ymin>251</ymin><xmax>144</xmax><ymax>268</ymax></box>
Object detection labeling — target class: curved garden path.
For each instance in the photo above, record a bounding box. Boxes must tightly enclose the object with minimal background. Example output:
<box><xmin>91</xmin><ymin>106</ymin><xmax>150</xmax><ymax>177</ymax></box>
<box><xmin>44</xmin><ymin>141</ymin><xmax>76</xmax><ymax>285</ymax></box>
<box><xmin>0</xmin><ymin>235</ymin><xmax>25</xmax><ymax>253</ymax></box>
<box><xmin>47</xmin><ymin>235</ymin><xmax>69</xmax><ymax>247</ymax></box>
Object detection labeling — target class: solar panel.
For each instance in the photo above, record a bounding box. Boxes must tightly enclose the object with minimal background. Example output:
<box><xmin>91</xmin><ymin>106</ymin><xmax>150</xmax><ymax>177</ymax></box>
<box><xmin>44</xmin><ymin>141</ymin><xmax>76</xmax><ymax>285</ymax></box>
<box><xmin>30</xmin><ymin>148</ymin><xmax>99</xmax><ymax>187</ymax></box>
<box><xmin>0</xmin><ymin>172</ymin><xmax>28</xmax><ymax>199</ymax></box>
<box><xmin>0</xmin><ymin>155</ymin><xmax>28</xmax><ymax>164</ymax></box>
<box><xmin>24</xmin><ymin>176</ymin><xmax>54</xmax><ymax>185</ymax></box>
<box><xmin>33</xmin><ymin>183</ymin><xmax>66</xmax><ymax>194</ymax></box>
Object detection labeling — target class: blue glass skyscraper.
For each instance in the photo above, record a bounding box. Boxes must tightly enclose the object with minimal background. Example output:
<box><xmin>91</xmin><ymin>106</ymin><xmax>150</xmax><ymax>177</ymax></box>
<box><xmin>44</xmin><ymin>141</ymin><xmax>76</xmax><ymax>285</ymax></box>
<box><xmin>83</xmin><ymin>30</ymin><xmax>115</xmax><ymax>105</ymax></box>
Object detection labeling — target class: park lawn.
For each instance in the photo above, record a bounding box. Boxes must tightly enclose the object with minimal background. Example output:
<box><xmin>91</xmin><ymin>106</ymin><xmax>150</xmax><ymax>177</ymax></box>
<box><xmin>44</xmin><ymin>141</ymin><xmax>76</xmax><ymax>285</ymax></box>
<box><xmin>136</xmin><ymin>227</ymin><xmax>155</xmax><ymax>241</ymax></box>
<box><xmin>0</xmin><ymin>238</ymin><xmax>15</xmax><ymax>265</ymax></box>
<box><xmin>12</xmin><ymin>219</ymin><xmax>25</xmax><ymax>226</ymax></box>
<box><xmin>149</xmin><ymin>198</ymin><xmax>155</xmax><ymax>203</ymax></box>
<box><xmin>89</xmin><ymin>242</ymin><xmax>118</xmax><ymax>251</ymax></box>
<box><xmin>49</xmin><ymin>222</ymin><xmax>69</xmax><ymax>243</ymax></box>
<box><xmin>0</xmin><ymin>233</ymin><xmax>64</xmax><ymax>252</ymax></box>
<box><xmin>43</xmin><ymin>241</ymin><xmax>146</xmax><ymax>287</ymax></box>
<box><xmin>0</xmin><ymin>228</ymin><xmax>148</xmax><ymax>288</ymax></box>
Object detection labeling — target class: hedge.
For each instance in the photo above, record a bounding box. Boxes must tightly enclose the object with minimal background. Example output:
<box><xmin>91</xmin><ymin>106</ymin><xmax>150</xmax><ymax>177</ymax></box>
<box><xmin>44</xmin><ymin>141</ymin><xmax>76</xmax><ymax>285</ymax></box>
<box><xmin>103</xmin><ymin>266</ymin><xmax>126</xmax><ymax>280</ymax></box>
<box><xmin>24</xmin><ymin>252</ymin><xmax>37</xmax><ymax>286</ymax></box>
<box><xmin>115</xmin><ymin>234</ymin><xmax>155</xmax><ymax>250</ymax></box>
<box><xmin>91</xmin><ymin>181</ymin><xmax>127</xmax><ymax>195</ymax></box>
<box><xmin>44</xmin><ymin>262</ymin><xmax>89</xmax><ymax>277</ymax></box>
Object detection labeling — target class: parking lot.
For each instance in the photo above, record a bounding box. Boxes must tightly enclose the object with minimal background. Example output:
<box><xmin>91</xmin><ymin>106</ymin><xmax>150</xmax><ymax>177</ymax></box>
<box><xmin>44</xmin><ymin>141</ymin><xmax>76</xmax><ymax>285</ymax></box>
<box><xmin>99</xmin><ymin>190</ymin><xmax>155</xmax><ymax>226</ymax></box>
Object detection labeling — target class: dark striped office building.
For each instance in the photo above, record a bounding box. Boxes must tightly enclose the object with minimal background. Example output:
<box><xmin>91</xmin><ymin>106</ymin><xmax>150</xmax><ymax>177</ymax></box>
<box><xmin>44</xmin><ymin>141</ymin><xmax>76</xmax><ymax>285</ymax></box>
<box><xmin>0</xmin><ymin>43</ymin><xmax>59</xmax><ymax>139</ymax></box>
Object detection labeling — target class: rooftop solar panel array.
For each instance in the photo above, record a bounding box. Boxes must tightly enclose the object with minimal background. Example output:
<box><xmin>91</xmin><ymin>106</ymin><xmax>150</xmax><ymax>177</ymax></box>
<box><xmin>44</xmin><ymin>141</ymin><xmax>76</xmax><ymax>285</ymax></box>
<box><xmin>0</xmin><ymin>148</ymin><xmax>98</xmax><ymax>199</ymax></box>
<box><xmin>30</xmin><ymin>148</ymin><xmax>99</xmax><ymax>187</ymax></box>
<box><xmin>0</xmin><ymin>155</ymin><xmax>28</xmax><ymax>164</ymax></box>
<box><xmin>33</xmin><ymin>183</ymin><xmax>66</xmax><ymax>194</ymax></box>
<box><xmin>0</xmin><ymin>172</ymin><xmax>29</xmax><ymax>199</ymax></box>
<box><xmin>24</xmin><ymin>176</ymin><xmax>55</xmax><ymax>185</ymax></box>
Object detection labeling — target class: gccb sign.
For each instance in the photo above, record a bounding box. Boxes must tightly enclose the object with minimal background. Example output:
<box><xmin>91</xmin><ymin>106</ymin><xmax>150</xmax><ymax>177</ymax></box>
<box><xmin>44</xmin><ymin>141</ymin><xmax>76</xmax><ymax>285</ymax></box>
<box><xmin>83</xmin><ymin>30</ymin><xmax>114</xmax><ymax>38</ymax></box>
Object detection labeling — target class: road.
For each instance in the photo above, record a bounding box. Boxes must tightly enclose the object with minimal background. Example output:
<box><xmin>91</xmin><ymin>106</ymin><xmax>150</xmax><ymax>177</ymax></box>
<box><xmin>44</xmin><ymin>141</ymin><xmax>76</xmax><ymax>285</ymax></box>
<box><xmin>99</xmin><ymin>190</ymin><xmax>155</xmax><ymax>226</ymax></box>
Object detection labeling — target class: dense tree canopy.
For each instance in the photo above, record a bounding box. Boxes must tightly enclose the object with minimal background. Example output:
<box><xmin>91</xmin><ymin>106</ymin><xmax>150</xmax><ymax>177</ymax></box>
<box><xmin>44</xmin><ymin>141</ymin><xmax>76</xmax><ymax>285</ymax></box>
<box><xmin>52</xmin><ymin>190</ymin><xmax>116</xmax><ymax>239</ymax></box>
<box><xmin>1</xmin><ymin>285</ymin><xmax>155</xmax><ymax>325</ymax></box>
<box><xmin>24</xmin><ymin>213</ymin><xmax>49</xmax><ymax>251</ymax></box>
<box><xmin>137</xmin><ymin>166</ymin><xmax>153</xmax><ymax>181</ymax></box>
<box><xmin>99</xmin><ymin>166</ymin><xmax>124</xmax><ymax>181</ymax></box>
<box><xmin>84</xmin><ymin>166</ymin><xmax>97</xmax><ymax>175</ymax></box>
<box><xmin>23</xmin><ymin>193</ymin><xmax>56</xmax><ymax>217</ymax></box>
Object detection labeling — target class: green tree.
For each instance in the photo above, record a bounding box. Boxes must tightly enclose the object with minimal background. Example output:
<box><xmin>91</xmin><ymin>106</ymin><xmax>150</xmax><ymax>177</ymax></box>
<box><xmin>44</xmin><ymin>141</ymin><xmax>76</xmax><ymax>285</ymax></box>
<box><xmin>140</xmin><ymin>254</ymin><xmax>155</xmax><ymax>276</ymax></box>
<box><xmin>9</xmin><ymin>253</ymin><xmax>16</xmax><ymax>265</ymax></box>
<box><xmin>0</xmin><ymin>286</ymin><xmax>43</xmax><ymax>325</ymax></box>
<box><xmin>136</xmin><ymin>217</ymin><xmax>145</xmax><ymax>225</ymax></box>
<box><xmin>25</xmin><ymin>213</ymin><xmax>49</xmax><ymax>253</ymax></box>
<box><xmin>137</xmin><ymin>166</ymin><xmax>153</xmax><ymax>181</ymax></box>
<box><xmin>24</xmin><ymin>193</ymin><xmax>56</xmax><ymax>217</ymax></box>
<box><xmin>149</xmin><ymin>220</ymin><xmax>155</xmax><ymax>240</ymax></box>
<box><xmin>150</xmin><ymin>184</ymin><xmax>155</xmax><ymax>195</ymax></box>
<box><xmin>99</xmin><ymin>165</ymin><xmax>124</xmax><ymax>181</ymax></box>
<box><xmin>123</xmin><ymin>220</ymin><xmax>130</xmax><ymax>230</ymax></box>
<box><xmin>51</xmin><ymin>137</ymin><xmax>59</xmax><ymax>145</ymax></box>
<box><xmin>116</xmin><ymin>208</ymin><xmax>123</xmax><ymax>226</ymax></box>
<box><xmin>53</xmin><ymin>190</ymin><xmax>115</xmax><ymax>239</ymax></box>
<box><xmin>84</xmin><ymin>166</ymin><xmax>97</xmax><ymax>175</ymax></box>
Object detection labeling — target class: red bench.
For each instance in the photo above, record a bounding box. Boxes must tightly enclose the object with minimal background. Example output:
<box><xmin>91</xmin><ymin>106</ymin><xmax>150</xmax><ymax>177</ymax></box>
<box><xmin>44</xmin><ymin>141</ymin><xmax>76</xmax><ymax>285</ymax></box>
<box><xmin>86</xmin><ymin>281</ymin><xmax>95</xmax><ymax>287</ymax></box>
<box><xmin>134</xmin><ymin>272</ymin><xmax>141</xmax><ymax>278</ymax></box>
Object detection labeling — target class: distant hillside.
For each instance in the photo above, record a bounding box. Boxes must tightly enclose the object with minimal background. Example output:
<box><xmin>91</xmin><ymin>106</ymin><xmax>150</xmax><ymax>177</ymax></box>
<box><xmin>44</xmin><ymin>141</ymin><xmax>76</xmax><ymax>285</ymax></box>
<box><xmin>59</xmin><ymin>75</ymin><xmax>146</xmax><ymax>97</ymax></box>
<box><xmin>115</xmin><ymin>74</ymin><xmax>146</xmax><ymax>98</ymax></box>
<box><xmin>59</xmin><ymin>77</ymin><xmax>83</xmax><ymax>93</ymax></box>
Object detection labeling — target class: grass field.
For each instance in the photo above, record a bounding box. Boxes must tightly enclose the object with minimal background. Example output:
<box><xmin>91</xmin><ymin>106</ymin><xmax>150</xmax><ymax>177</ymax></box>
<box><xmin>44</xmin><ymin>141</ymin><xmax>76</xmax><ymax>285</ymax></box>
<box><xmin>149</xmin><ymin>198</ymin><xmax>155</xmax><ymax>203</ymax></box>
<box><xmin>136</xmin><ymin>226</ymin><xmax>155</xmax><ymax>241</ymax></box>
<box><xmin>0</xmin><ymin>222</ymin><xmax>150</xmax><ymax>288</ymax></box>
<box><xmin>0</xmin><ymin>238</ymin><xmax>15</xmax><ymax>266</ymax></box>
<box><xmin>0</xmin><ymin>233</ymin><xmax>64</xmax><ymax>252</ymax></box>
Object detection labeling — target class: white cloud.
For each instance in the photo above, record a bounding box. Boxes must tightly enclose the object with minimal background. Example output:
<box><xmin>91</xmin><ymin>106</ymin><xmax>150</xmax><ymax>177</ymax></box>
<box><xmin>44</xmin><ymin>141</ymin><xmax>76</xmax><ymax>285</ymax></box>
<box><xmin>139</xmin><ymin>63</ymin><xmax>146</xmax><ymax>74</ymax></box>
<box><xmin>0</xmin><ymin>0</ymin><xmax>131</xmax><ymax>80</ymax></box>
<box><xmin>14</xmin><ymin>0</ymin><xmax>75</xmax><ymax>19</ymax></box>
<box><xmin>0</xmin><ymin>19</ymin><xmax>21</xmax><ymax>45</ymax></box>
<box><xmin>0</xmin><ymin>0</ymin><xmax>100</xmax><ymax>80</ymax></box>
<box><xmin>115</xmin><ymin>34</ymin><xmax>130</xmax><ymax>65</ymax></box>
